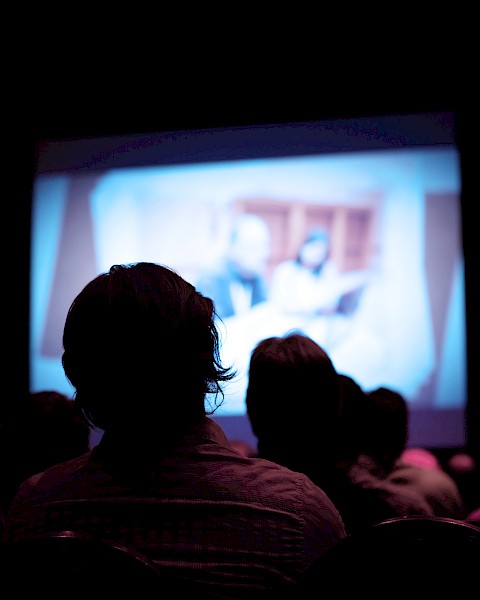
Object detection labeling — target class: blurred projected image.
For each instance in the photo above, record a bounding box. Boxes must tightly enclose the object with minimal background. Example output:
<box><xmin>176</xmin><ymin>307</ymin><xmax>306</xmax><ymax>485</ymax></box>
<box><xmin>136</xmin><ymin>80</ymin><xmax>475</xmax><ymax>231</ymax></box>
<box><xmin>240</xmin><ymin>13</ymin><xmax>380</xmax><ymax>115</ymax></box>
<box><xmin>31</xmin><ymin>147</ymin><xmax>464</xmax><ymax>418</ymax></box>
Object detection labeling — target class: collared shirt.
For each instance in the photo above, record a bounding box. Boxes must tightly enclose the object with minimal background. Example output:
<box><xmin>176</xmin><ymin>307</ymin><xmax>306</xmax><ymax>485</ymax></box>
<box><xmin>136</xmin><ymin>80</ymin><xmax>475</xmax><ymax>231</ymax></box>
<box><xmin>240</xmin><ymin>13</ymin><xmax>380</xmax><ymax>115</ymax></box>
<box><xmin>3</xmin><ymin>417</ymin><xmax>346</xmax><ymax>598</ymax></box>
<box><xmin>345</xmin><ymin>453</ymin><xmax>463</xmax><ymax>528</ymax></box>
<box><xmin>385</xmin><ymin>459</ymin><xmax>465</xmax><ymax>519</ymax></box>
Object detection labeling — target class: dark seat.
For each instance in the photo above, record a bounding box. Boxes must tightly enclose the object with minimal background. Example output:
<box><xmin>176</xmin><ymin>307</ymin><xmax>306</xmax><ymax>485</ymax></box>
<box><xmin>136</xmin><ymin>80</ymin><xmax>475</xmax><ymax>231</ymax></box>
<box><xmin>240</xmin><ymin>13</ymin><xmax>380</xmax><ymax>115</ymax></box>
<box><xmin>1</xmin><ymin>530</ymin><xmax>210</xmax><ymax>597</ymax></box>
<box><xmin>298</xmin><ymin>516</ymin><xmax>480</xmax><ymax>597</ymax></box>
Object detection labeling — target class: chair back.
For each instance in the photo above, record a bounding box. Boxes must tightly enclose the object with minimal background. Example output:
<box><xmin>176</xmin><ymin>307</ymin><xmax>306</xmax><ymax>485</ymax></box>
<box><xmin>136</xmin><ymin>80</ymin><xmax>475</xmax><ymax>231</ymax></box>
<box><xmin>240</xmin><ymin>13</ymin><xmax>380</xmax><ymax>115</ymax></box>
<box><xmin>1</xmin><ymin>530</ymin><xmax>209</xmax><ymax>597</ymax></box>
<box><xmin>298</xmin><ymin>516</ymin><xmax>480</xmax><ymax>597</ymax></box>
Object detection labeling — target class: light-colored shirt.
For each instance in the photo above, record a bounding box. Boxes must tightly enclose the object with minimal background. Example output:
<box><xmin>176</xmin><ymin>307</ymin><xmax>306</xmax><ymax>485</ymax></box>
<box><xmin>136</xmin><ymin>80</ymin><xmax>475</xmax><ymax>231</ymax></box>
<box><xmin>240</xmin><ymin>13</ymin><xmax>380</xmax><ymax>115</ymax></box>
<box><xmin>4</xmin><ymin>417</ymin><xmax>346</xmax><ymax>598</ymax></box>
<box><xmin>385</xmin><ymin>460</ymin><xmax>465</xmax><ymax>519</ymax></box>
<box><xmin>348</xmin><ymin>453</ymin><xmax>465</xmax><ymax>520</ymax></box>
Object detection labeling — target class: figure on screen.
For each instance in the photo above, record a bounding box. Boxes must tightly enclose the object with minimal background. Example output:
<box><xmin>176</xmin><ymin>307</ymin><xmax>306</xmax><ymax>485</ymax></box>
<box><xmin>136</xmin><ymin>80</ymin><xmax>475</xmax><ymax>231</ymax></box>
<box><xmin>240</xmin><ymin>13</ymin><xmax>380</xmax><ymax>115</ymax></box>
<box><xmin>266</xmin><ymin>228</ymin><xmax>372</xmax><ymax>356</ymax></box>
<box><xmin>195</xmin><ymin>213</ymin><xmax>271</xmax><ymax>320</ymax></box>
<box><xmin>270</xmin><ymin>228</ymin><xmax>368</xmax><ymax>318</ymax></box>
<box><xmin>0</xmin><ymin>390</ymin><xmax>90</xmax><ymax>517</ymax></box>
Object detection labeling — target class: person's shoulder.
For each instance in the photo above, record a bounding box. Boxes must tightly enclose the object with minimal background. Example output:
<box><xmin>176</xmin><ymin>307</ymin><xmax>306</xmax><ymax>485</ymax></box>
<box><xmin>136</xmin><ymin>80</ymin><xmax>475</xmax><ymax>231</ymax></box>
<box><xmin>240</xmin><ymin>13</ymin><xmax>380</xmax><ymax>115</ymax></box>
<box><xmin>400</xmin><ymin>462</ymin><xmax>463</xmax><ymax>496</ymax></box>
<box><xmin>245</xmin><ymin>455</ymin><xmax>341</xmax><ymax>511</ymax></box>
<box><xmin>345</xmin><ymin>461</ymin><xmax>434</xmax><ymax>514</ymax></box>
<box><xmin>15</xmin><ymin>451</ymin><xmax>92</xmax><ymax>495</ymax></box>
<box><xmin>389</xmin><ymin>461</ymin><xmax>457</xmax><ymax>487</ymax></box>
<box><xmin>250</xmin><ymin>456</ymin><xmax>346</xmax><ymax>533</ymax></box>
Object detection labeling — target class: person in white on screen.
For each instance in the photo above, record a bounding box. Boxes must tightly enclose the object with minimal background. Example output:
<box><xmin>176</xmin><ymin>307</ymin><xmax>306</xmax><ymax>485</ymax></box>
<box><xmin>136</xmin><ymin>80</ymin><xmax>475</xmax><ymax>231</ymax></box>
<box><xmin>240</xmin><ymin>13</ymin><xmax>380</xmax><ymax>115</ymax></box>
<box><xmin>270</xmin><ymin>227</ymin><xmax>368</xmax><ymax>318</ymax></box>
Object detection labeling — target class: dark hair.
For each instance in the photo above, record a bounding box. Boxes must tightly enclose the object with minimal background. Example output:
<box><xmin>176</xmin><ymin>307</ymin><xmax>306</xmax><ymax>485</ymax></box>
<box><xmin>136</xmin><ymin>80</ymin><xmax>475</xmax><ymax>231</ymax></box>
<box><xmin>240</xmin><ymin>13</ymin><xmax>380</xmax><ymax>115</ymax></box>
<box><xmin>246</xmin><ymin>333</ymin><xmax>341</xmax><ymax>457</ymax></box>
<box><xmin>62</xmin><ymin>263</ymin><xmax>235</xmax><ymax>433</ymax></box>
<box><xmin>336</xmin><ymin>380</ymin><xmax>408</xmax><ymax>468</ymax></box>
<box><xmin>364</xmin><ymin>386</ymin><xmax>409</xmax><ymax>466</ymax></box>
<box><xmin>336</xmin><ymin>374</ymin><xmax>370</xmax><ymax>463</ymax></box>
<box><xmin>0</xmin><ymin>390</ymin><xmax>90</xmax><ymax>513</ymax></box>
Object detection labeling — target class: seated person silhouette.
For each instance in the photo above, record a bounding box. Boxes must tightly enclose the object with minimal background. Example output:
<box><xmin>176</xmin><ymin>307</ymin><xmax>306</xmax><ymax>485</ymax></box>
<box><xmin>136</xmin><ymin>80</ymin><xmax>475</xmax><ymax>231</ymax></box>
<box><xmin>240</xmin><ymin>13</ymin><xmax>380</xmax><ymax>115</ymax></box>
<box><xmin>0</xmin><ymin>390</ymin><xmax>90</xmax><ymax>517</ymax></box>
<box><xmin>3</xmin><ymin>262</ymin><xmax>346</xmax><ymax>599</ymax></box>
<box><xmin>347</xmin><ymin>386</ymin><xmax>465</xmax><ymax>519</ymax></box>
<box><xmin>245</xmin><ymin>333</ymin><xmax>435</xmax><ymax>535</ymax></box>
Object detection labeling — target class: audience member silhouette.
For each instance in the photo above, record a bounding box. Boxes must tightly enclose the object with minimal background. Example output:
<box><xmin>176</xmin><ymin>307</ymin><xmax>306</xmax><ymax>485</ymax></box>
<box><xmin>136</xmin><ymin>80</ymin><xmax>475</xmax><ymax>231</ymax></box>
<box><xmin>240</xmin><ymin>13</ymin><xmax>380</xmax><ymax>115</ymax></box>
<box><xmin>245</xmin><ymin>333</ymin><xmax>435</xmax><ymax>534</ymax></box>
<box><xmin>3</xmin><ymin>262</ymin><xmax>346</xmax><ymax>598</ymax></box>
<box><xmin>0</xmin><ymin>390</ymin><xmax>90</xmax><ymax>517</ymax></box>
<box><xmin>346</xmin><ymin>385</ymin><xmax>465</xmax><ymax>519</ymax></box>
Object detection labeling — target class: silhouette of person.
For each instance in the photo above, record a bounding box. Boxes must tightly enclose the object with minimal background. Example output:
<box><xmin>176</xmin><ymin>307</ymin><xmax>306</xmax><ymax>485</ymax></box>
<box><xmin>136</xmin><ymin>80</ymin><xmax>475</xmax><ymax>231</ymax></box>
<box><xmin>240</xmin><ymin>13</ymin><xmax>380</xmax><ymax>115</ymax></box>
<box><xmin>4</xmin><ymin>262</ymin><xmax>346</xmax><ymax>598</ymax></box>
<box><xmin>0</xmin><ymin>390</ymin><xmax>90</xmax><ymax>517</ymax></box>
<box><xmin>246</xmin><ymin>333</ymin><xmax>435</xmax><ymax>534</ymax></box>
<box><xmin>349</xmin><ymin>386</ymin><xmax>465</xmax><ymax>519</ymax></box>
